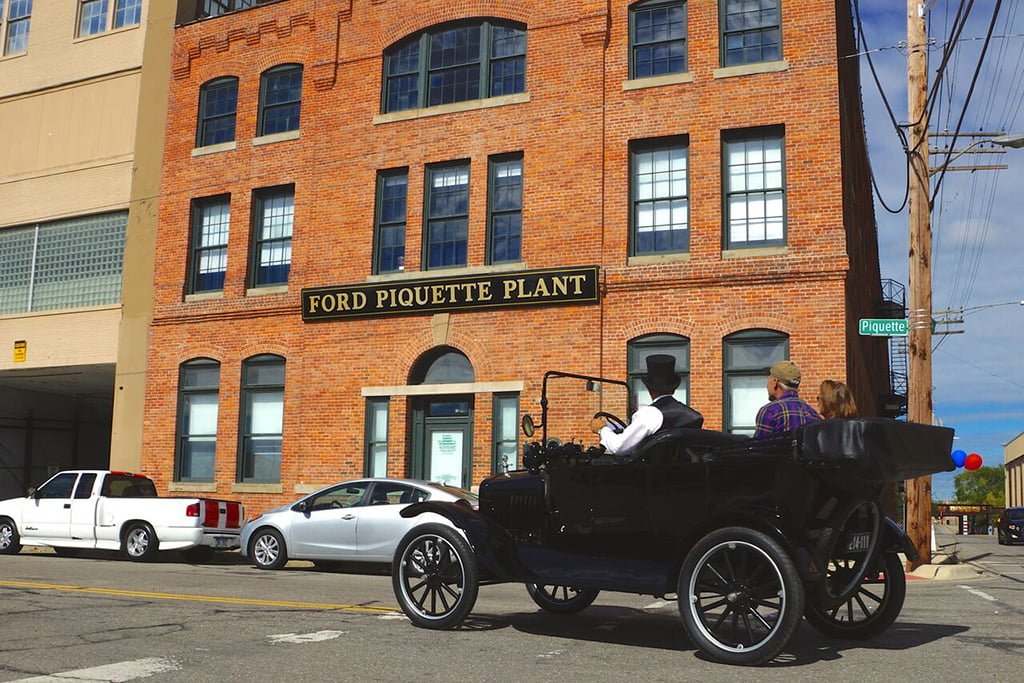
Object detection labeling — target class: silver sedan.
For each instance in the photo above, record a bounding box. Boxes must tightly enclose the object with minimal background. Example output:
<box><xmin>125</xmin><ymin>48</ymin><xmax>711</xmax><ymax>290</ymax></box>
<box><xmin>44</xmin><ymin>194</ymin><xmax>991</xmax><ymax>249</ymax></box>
<box><xmin>240</xmin><ymin>478</ymin><xmax>477</xmax><ymax>570</ymax></box>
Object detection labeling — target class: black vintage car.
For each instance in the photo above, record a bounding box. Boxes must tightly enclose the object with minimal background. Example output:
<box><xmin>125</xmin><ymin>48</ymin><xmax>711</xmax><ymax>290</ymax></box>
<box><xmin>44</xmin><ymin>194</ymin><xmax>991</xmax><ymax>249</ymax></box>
<box><xmin>390</xmin><ymin>371</ymin><xmax>955</xmax><ymax>666</ymax></box>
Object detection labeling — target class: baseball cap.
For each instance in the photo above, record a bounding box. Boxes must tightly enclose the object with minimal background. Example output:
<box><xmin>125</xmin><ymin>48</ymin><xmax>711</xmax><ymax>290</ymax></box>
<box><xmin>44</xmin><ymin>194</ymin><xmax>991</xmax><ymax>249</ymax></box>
<box><xmin>770</xmin><ymin>360</ymin><xmax>801</xmax><ymax>387</ymax></box>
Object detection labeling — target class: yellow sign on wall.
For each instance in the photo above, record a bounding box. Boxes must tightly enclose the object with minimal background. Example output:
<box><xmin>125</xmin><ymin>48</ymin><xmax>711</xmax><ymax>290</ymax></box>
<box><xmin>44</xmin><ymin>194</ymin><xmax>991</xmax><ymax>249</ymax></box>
<box><xmin>13</xmin><ymin>340</ymin><xmax>26</xmax><ymax>363</ymax></box>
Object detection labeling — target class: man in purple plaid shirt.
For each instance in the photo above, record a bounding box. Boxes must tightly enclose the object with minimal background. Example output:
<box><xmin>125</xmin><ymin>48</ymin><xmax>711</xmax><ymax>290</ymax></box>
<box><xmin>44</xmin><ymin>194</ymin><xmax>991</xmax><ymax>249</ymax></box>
<box><xmin>753</xmin><ymin>360</ymin><xmax>821</xmax><ymax>438</ymax></box>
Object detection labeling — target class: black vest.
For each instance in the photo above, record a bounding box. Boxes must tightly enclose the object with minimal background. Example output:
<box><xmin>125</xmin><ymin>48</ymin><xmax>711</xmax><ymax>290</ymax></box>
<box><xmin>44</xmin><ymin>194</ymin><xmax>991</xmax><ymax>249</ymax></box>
<box><xmin>653</xmin><ymin>395</ymin><xmax>704</xmax><ymax>430</ymax></box>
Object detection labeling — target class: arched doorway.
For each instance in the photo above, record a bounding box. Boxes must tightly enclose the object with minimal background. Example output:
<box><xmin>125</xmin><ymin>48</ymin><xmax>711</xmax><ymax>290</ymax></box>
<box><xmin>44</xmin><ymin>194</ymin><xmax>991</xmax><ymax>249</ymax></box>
<box><xmin>408</xmin><ymin>347</ymin><xmax>474</xmax><ymax>488</ymax></box>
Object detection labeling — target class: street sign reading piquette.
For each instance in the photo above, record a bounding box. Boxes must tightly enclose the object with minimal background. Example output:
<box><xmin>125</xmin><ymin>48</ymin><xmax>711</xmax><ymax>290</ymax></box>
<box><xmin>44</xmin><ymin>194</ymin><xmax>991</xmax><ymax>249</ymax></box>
<box><xmin>859</xmin><ymin>318</ymin><xmax>909</xmax><ymax>336</ymax></box>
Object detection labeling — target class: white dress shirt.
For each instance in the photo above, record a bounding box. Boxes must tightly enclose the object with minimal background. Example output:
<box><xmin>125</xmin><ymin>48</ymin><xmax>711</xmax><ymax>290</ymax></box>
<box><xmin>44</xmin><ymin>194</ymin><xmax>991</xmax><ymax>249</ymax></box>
<box><xmin>597</xmin><ymin>397</ymin><xmax>670</xmax><ymax>454</ymax></box>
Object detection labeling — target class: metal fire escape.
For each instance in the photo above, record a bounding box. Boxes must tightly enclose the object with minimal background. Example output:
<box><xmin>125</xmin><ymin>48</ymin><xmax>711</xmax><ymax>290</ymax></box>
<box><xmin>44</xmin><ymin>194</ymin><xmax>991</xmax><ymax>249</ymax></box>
<box><xmin>880</xmin><ymin>279</ymin><xmax>908</xmax><ymax>417</ymax></box>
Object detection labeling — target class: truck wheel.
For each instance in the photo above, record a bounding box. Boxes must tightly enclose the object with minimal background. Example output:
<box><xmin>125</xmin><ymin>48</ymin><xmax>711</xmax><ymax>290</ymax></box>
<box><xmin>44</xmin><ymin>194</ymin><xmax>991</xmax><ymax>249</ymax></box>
<box><xmin>250</xmin><ymin>528</ymin><xmax>288</xmax><ymax>570</ymax></box>
<box><xmin>393</xmin><ymin>523</ymin><xmax>478</xmax><ymax>629</ymax></box>
<box><xmin>678</xmin><ymin>526</ymin><xmax>804</xmax><ymax>666</ymax></box>
<box><xmin>526</xmin><ymin>584</ymin><xmax>600</xmax><ymax>614</ymax></box>
<box><xmin>0</xmin><ymin>518</ymin><xmax>21</xmax><ymax>555</ymax></box>
<box><xmin>123</xmin><ymin>523</ymin><xmax>159</xmax><ymax>562</ymax></box>
<box><xmin>804</xmin><ymin>552</ymin><xmax>906</xmax><ymax>640</ymax></box>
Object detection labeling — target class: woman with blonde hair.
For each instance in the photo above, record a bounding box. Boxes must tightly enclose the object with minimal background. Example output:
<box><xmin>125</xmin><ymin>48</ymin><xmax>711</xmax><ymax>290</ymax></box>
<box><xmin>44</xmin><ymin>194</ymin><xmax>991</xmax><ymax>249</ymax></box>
<box><xmin>818</xmin><ymin>379</ymin><xmax>858</xmax><ymax>418</ymax></box>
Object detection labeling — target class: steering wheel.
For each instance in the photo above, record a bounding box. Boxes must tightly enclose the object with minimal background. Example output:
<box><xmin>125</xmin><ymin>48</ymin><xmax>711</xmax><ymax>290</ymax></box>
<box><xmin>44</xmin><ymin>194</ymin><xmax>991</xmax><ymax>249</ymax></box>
<box><xmin>330</xmin><ymin>500</ymin><xmax>343</xmax><ymax>509</ymax></box>
<box><xmin>593</xmin><ymin>411</ymin><xmax>627</xmax><ymax>433</ymax></box>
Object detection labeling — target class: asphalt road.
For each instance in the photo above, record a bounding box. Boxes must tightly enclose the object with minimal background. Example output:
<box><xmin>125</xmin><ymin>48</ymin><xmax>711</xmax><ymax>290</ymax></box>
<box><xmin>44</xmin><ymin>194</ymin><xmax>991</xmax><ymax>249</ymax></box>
<box><xmin>1</xmin><ymin>530</ymin><xmax>1022</xmax><ymax>682</ymax></box>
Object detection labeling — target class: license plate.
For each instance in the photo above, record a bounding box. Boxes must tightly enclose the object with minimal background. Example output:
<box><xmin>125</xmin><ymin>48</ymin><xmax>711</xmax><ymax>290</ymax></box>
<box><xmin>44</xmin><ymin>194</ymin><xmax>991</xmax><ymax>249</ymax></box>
<box><xmin>212</xmin><ymin>537</ymin><xmax>231</xmax><ymax>549</ymax></box>
<box><xmin>846</xmin><ymin>532</ymin><xmax>871</xmax><ymax>552</ymax></box>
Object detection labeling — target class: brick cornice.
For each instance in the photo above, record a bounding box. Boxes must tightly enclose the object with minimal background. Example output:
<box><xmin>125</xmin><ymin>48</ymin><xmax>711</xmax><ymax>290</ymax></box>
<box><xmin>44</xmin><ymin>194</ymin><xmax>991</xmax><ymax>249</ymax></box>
<box><xmin>173</xmin><ymin>13</ymin><xmax>316</xmax><ymax>80</ymax></box>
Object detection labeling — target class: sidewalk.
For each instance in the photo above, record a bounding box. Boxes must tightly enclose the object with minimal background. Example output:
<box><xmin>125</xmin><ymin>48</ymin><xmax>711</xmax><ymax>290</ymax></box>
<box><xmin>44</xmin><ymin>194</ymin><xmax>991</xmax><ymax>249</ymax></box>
<box><xmin>907</xmin><ymin>523</ymin><xmax>983</xmax><ymax>580</ymax></box>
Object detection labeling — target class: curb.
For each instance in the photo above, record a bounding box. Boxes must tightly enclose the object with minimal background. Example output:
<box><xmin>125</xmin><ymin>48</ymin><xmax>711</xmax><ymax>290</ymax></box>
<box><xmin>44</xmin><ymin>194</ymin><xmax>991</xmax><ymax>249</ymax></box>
<box><xmin>909</xmin><ymin>563</ymin><xmax>982</xmax><ymax>580</ymax></box>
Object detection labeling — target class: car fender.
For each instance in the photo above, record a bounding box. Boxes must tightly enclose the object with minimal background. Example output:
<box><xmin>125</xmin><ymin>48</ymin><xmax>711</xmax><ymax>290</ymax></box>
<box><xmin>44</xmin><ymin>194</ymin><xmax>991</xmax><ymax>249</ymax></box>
<box><xmin>882</xmin><ymin>515</ymin><xmax>918</xmax><ymax>562</ymax></box>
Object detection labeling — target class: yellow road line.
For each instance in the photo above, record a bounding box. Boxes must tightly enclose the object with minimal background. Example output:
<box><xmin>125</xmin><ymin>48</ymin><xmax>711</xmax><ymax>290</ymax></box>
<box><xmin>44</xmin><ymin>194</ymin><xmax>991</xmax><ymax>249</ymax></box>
<box><xmin>0</xmin><ymin>579</ymin><xmax>398</xmax><ymax>614</ymax></box>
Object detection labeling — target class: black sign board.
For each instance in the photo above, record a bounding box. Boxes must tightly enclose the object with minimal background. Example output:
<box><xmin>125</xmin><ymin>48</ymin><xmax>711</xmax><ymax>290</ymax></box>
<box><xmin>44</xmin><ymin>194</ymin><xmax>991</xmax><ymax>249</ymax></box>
<box><xmin>302</xmin><ymin>266</ymin><xmax>600</xmax><ymax>321</ymax></box>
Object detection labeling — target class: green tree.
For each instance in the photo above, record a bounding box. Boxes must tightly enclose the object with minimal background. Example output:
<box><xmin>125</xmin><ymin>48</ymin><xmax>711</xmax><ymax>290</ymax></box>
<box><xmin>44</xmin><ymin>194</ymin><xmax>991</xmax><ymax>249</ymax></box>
<box><xmin>953</xmin><ymin>466</ymin><xmax>1005</xmax><ymax>506</ymax></box>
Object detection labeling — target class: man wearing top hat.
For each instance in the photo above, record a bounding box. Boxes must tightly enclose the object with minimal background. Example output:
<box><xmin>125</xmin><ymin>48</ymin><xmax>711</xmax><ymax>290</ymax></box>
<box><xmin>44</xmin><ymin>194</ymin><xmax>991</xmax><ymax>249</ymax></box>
<box><xmin>589</xmin><ymin>354</ymin><xmax>703</xmax><ymax>455</ymax></box>
<box><xmin>753</xmin><ymin>360</ymin><xmax>821</xmax><ymax>438</ymax></box>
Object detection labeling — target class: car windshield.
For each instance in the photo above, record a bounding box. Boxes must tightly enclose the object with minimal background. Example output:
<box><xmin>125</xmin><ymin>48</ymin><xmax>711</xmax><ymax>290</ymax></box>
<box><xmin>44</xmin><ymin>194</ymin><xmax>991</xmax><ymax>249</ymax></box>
<box><xmin>1008</xmin><ymin>509</ymin><xmax>1024</xmax><ymax>522</ymax></box>
<box><xmin>435</xmin><ymin>484</ymin><xmax>478</xmax><ymax>502</ymax></box>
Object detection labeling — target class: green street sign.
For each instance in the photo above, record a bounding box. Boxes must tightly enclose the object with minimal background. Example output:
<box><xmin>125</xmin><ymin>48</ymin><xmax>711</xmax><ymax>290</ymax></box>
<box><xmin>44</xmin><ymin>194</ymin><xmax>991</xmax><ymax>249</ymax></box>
<box><xmin>859</xmin><ymin>318</ymin><xmax>909</xmax><ymax>336</ymax></box>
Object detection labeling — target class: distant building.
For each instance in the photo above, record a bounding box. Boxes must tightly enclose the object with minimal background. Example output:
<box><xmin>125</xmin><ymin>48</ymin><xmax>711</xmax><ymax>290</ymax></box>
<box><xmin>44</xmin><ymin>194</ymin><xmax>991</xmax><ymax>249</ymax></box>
<box><xmin>1006</xmin><ymin>432</ymin><xmax>1024</xmax><ymax>507</ymax></box>
<box><xmin>143</xmin><ymin>0</ymin><xmax>892</xmax><ymax>509</ymax></box>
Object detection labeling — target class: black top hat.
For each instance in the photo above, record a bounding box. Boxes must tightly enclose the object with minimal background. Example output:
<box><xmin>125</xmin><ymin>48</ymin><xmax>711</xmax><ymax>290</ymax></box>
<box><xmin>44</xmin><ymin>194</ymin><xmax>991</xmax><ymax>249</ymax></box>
<box><xmin>643</xmin><ymin>354</ymin><xmax>681</xmax><ymax>391</ymax></box>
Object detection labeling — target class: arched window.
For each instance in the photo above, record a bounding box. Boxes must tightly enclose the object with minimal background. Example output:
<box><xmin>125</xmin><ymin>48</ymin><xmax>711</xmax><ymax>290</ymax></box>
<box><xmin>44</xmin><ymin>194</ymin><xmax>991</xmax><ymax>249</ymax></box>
<box><xmin>196</xmin><ymin>77</ymin><xmax>238</xmax><ymax>147</ymax></box>
<box><xmin>410</xmin><ymin>346</ymin><xmax>475</xmax><ymax>385</ymax></box>
<box><xmin>258</xmin><ymin>64</ymin><xmax>303</xmax><ymax>136</ymax></box>
<box><xmin>723</xmin><ymin>329</ymin><xmax>788</xmax><ymax>434</ymax></box>
<box><xmin>383</xmin><ymin>20</ymin><xmax>527</xmax><ymax>114</ymax></box>
<box><xmin>627</xmin><ymin>333</ymin><xmax>690</xmax><ymax>412</ymax></box>
<box><xmin>238</xmin><ymin>354</ymin><xmax>285</xmax><ymax>483</ymax></box>
<box><xmin>175</xmin><ymin>358</ymin><xmax>220</xmax><ymax>482</ymax></box>
<box><xmin>629</xmin><ymin>0</ymin><xmax>688</xmax><ymax>79</ymax></box>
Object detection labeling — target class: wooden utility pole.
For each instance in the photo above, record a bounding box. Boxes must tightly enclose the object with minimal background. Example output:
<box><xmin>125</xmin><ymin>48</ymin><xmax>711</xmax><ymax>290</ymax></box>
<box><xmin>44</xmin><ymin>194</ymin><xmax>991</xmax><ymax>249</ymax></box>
<box><xmin>905</xmin><ymin>0</ymin><xmax>932</xmax><ymax>569</ymax></box>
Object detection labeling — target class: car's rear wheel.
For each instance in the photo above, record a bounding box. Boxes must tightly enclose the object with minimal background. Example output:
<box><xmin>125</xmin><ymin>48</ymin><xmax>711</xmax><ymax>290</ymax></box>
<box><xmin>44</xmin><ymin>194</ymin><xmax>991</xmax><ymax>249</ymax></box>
<box><xmin>0</xmin><ymin>518</ymin><xmax>21</xmax><ymax>555</ymax></box>
<box><xmin>393</xmin><ymin>523</ymin><xmax>478</xmax><ymax>629</ymax></box>
<box><xmin>123</xmin><ymin>523</ymin><xmax>159</xmax><ymax>562</ymax></box>
<box><xmin>678</xmin><ymin>526</ymin><xmax>804</xmax><ymax>666</ymax></box>
<box><xmin>804</xmin><ymin>551</ymin><xmax>905</xmax><ymax>640</ymax></box>
<box><xmin>526</xmin><ymin>584</ymin><xmax>600</xmax><ymax>614</ymax></box>
<box><xmin>250</xmin><ymin>528</ymin><xmax>288</xmax><ymax>570</ymax></box>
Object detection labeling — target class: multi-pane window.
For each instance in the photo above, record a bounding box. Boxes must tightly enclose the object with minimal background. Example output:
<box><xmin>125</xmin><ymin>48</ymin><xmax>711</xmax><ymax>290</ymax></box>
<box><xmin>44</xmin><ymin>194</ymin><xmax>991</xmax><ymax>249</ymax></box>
<box><xmin>630</xmin><ymin>0</ymin><xmax>687</xmax><ymax>79</ymax></box>
<box><xmin>487</xmin><ymin>154</ymin><xmax>523</xmax><ymax>264</ymax></box>
<box><xmin>201</xmin><ymin>0</ymin><xmax>274</xmax><ymax>19</ymax></box>
<box><xmin>374</xmin><ymin>170</ymin><xmax>407</xmax><ymax>274</ymax></box>
<box><xmin>493</xmin><ymin>393</ymin><xmax>519</xmax><ymax>473</ymax></box>
<box><xmin>631</xmin><ymin>138</ymin><xmax>689</xmax><ymax>255</ymax></box>
<box><xmin>0</xmin><ymin>212</ymin><xmax>127</xmax><ymax>314</ymax></box>
<box><xmin>724</xmin><ymin>129</ymin><xmax>785</xmax><ymax>248</ymax></box>
<box><xmin>721</xmin><ymin>0</ymin><xmax>781</xmax><ymax>67</ymax></box>
<box><xmin>196</xmin><ymin>77</ymin><xmax>239</xmax><ymax>147</ymax></box>
<box><xmin>77</xmin><ymin>0</ymin><xmax>141</xmax><ymax>37</ymax></box>
<box><xmin>258</xmin><ymin>64</ymin><xmax>303</xmax><ymax>136</ymax></box>
<box><xmin>723</xmin><ymin>329</ymin><xmax>788</xmax><ymax>434</ymax></box>
<box><xmin>189</xmin><ymin>196</ymin><xmax>230</xmax><ymax>293</ymax></box>
<box><xmin>424</xmin><ymin>163</ymin><xmax>470</xmax><ymax>270</ymax></box>
<box><xmin>239</xmin><ymin>355</ymin><xmax>285</xmax><ymax>484</ymax></box>
<box><xmin>365</xmin><ymin>398</ymin><xmax>389</xmax><ymax>478</ymax></box>
<box><xmin>627</xmin><ymin>334</ymin><xmax>690</xmax><ymax>412</ymax></box>
<box><xmin>383</xmin><ymin>21</ymin><xmax>527</xmax><ymax>113</ymax></box>
<box><xmin>250</xmin><ymin>185</ymin><xmax>293</xmax><ymax>287</ymax></box>
<box><xmin>175</xmin><ymin>359</ymin><xmax>220</xmax><ymax>482</ymax></box>
<box><xmin>2</xmin><ymin>0</ymin><xmax>32</xmax><ymax>56</ymax></box>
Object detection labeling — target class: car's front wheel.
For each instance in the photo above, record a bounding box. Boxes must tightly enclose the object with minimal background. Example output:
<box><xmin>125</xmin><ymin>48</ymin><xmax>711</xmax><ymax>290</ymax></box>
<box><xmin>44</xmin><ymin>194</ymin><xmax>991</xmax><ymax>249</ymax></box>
<box><xmin>249</xmin><ymin>528</ymin><xmax>288</xmax><ymax>570</ymax></box>
<box><xmin>678</xmin><ymin>526</ymin><xmax>804</xmax><ymax>666</ymax></box>
<box><xmin>123</xmin><ymin>523</ymin><xmax>159</xmax><ymax>562</ymax></box>
<box><xmin>525</xmin><ymin>584</ymin><xmax>600</xmax><ymax>614</ymax></box>
<box><xmin>0</xmin><ymin>518</ymin><xmax>21</xmax><ymax>555</ymax></box>
<box><xmin>393</xmin><ymin>523</ymin><xmax>478</xmax><ymax>629</ymax></box>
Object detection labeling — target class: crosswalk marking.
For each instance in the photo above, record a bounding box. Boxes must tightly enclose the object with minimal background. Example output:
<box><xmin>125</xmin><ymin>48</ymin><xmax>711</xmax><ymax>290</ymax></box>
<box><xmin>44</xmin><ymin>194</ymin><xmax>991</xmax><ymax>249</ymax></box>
<box><xmin>15</xmin><ymin>657</ymin><xmax>180</xmax><ymax>682</ymax></box>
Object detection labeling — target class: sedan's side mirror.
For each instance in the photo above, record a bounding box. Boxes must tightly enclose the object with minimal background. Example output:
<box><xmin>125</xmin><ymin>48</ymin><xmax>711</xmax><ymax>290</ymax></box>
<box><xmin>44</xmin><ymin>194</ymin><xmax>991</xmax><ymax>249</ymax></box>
<box><xmin>26</xmin><ymin>487</ymin><xmax>37</xmax><ymax>498</ymax></box>
<box><xmin>293</xmin><ymin>500</ymin><xmax>308</xmax><ymax>513</ymax></box>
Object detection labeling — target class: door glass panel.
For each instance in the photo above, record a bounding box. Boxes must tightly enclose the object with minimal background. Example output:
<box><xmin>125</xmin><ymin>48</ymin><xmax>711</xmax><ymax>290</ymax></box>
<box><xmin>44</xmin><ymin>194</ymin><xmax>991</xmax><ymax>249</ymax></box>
<box><xmin>36</xmin><ymin>473</ymin><xmax>77</xmax><ymax>499</ymax></box>
<box><xmin>309</xmin><ymin>483</ymin><xmax>367</xmax><ymax>511</ymax></box>
<box><xmin>428</xmin><ymin>401</ymin><xmax>469</xmax><ymax>417</ymax></box>
<box><xmin>429</xmin><ymin>430</ymin><xmax>464</xmax><ymax>487</ymax></box>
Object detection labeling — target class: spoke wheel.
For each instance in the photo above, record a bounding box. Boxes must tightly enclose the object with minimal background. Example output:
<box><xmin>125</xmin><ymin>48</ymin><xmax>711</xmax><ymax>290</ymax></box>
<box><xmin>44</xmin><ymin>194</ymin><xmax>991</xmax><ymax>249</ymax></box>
<box><xmin>123</xmin><ymin>523</ymin><xmax>158</xmax><ymax>562</ymax></box>
<box><xmin>526</xmin><ymin>584</ymin><xmax>600</xmax><ymax>614</ymax></box>
<box><xmin>804</xmin><ymin>552</ymin><xmax>905</xmax><ymax>640</ymax></box>
<box><xmin>393</xmin><ymin>523</ymin><xmax>478</xmax><ymax>629</ymax></box>
<box><xmin>679</xmin><ymin>527</ymin><xmax>804</xmax><ymax>666</ymax></box>
<box><xmin>250</xmin><ymin>529</ymin><xmax>288</xmax><ymax>570</ymax></box>
<box><xmin>817</xmin><ymin>501</ymin><xmax>882</xmax><ymax>607</ymax></box>
<box><xmin>0</xmin><ymin>518</ymin><xmax>21</xmax><ymax>555</ymax></box>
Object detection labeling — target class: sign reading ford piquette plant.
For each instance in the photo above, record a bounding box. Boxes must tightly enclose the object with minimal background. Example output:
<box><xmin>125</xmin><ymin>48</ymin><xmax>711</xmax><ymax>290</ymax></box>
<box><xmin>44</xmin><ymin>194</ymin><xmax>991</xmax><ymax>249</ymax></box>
<box><xmin>302</xmin><ymin>265</ymin><xmax>600</xmax><ymax>321</ymax></box>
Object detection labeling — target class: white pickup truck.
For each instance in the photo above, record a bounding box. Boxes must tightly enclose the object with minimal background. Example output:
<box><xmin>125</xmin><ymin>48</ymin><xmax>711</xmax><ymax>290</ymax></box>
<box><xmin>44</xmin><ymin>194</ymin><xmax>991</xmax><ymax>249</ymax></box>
<box><xmin>0</xmin><ymin>470</ymin><xmax>243</xmax><ymax>561</ymax></box>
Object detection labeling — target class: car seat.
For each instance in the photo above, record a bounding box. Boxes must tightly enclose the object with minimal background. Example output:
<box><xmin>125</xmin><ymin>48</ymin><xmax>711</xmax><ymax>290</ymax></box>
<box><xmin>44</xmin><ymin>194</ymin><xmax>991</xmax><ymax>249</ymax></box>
<box><xmin>370</xmin><ymin>488</ymin><xmax>390</xmax><ymax>505</ymax></box>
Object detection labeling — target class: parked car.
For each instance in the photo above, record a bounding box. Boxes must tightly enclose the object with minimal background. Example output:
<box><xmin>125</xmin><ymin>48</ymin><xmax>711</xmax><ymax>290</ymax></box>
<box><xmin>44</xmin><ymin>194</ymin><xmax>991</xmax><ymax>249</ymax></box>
<box><xmin>240</xmin><ymin>478</ymin><xmax>477</xmax><ymax>570</ymax></box>
<box><xmin>997</xmin><ymin>506</ymin><xmax>1024</xmax><ymax>545</ymax></box>
<box><xmin>0</xmin><ymin>470</ymin><xmax>243</xmax><ymax>561</ymax></box>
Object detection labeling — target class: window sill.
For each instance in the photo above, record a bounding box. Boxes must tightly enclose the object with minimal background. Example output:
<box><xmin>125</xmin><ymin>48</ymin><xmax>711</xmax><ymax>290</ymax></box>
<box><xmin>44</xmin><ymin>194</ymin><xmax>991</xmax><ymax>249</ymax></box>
<box><xmin>721</xmin><ymin>246</ymin><xmax>789</xmax><ymax>259</ymax></box>
<box><xmin>367</xmin><ymin>261</ymin><xmax>527</xmax><ymax>283</ymax></box>
<box><xmin>0</xmin><ymin>51</ymin><xmax>27</xmax><ymax>62</ymax></box>
<box><xmin>192</xmin><ymin>141</ymin><xmax>237</xmax><ymax>157</ymax></box>
<box><xmin>373</xmin><ymin>92</ymin><xmax>530</xmax><ymax>124</ymax></box>
<box><xmin>72</xmin><ymin>23</ymin><xmax>141</xmax><ymax>44</ymax></box>
<box><xmin>231</xmin><ymin>483</ymin><xmax>284</xmax><ymax>494</ymax></box>
<box><xmin>622</xmin><ymin>72</ymin><xmax>693</xmax><ymax>91</ymax></box>
<box><xmin>252</xmin><ymin>129</ymin><xmax>300</xmax><ymax>146</ymax></box>
<box><xmin>713</xmin><ymin>60</ymin><xmax>789</xmax><ymax>80</ymax></box>
<box><xmin>185</xmin><ymin>291</ymin><xmax>224</xmax><ymax>302</ymax></box>
<box><xmin>168</xmin><ymin>482</ymin><xmax>218</xmax><ymax>493</ymax></box>
<box><xmin>294</xmin><ymin>484</ymin><xmax>319</xmax><ymax>494</ymax></box>
<box><xmin>247</xmin><ymin>285</ymin><xmax>289</xmax><ymax>296</ymax></box>
<box><xmin>628</xmin><ymin>253</ymin><xmax>691</xmax><ymax>266</ymax></box>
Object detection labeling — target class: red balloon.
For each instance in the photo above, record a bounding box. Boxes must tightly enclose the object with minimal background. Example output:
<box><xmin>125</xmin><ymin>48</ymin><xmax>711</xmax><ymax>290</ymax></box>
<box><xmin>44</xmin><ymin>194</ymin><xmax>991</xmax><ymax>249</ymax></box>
<box><xmin>964</xmin><ymin>453</ymin><xmax>983</xmax><ymax>471</ymax></box>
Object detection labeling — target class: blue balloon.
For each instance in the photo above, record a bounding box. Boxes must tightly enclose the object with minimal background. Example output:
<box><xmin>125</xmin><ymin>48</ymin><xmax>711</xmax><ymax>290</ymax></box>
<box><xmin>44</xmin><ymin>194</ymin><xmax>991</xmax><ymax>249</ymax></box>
<box><xmin>952</xmin><ymin>449</ymin><xmax>967</xmax><ymax>468</ymax></box>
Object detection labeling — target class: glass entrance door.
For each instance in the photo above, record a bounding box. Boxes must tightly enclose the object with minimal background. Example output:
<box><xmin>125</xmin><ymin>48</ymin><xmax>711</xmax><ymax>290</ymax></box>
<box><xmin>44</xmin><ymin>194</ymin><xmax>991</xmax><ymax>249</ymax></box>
<box><xmin>412</xmin><ymin>397</ymin><xmax>473</xmax><ymax>489</ymax></box>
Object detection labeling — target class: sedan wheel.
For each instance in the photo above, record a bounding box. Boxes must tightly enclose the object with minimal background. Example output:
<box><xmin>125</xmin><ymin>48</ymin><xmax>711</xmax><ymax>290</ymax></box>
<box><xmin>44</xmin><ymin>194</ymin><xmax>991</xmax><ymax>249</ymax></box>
<box><xmin>251</xmin><ymin>528</ymin><xmax>288</xmax><ymax>570</ymax></box>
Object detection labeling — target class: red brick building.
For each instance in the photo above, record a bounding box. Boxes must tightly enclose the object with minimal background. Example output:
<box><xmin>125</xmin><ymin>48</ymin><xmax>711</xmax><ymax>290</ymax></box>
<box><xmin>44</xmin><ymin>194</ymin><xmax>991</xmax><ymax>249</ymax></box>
<box><xmin>145</xmin><ymin>0</ymin><xmax>889</xmax><ymax>509</ymax></box>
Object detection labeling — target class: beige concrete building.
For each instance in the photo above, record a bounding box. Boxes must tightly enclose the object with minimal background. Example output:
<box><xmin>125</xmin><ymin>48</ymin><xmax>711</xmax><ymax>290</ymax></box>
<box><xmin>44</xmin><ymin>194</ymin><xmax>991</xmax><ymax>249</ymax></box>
<box><xmin>1006</xmin><ymin>432</ymin><xmax>1024</xmax><ymax>508</ymax></box>
<box><xmin>0</xmin><ymin>0</ymin><xmax>175</xmax><ymax>497</ymax></box>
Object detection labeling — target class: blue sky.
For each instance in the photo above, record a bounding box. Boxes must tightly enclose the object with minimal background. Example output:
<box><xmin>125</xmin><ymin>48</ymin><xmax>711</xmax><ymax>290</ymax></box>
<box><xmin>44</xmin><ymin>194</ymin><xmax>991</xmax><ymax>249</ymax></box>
<box><xmin>857</xmin><ymin>1</ymin><xmax>1024</xmax><ymax>500</ymax></box>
